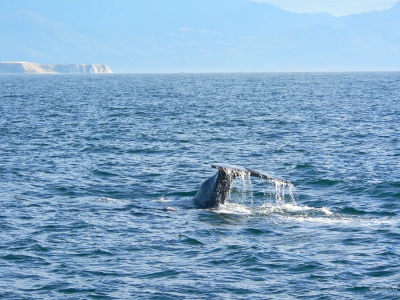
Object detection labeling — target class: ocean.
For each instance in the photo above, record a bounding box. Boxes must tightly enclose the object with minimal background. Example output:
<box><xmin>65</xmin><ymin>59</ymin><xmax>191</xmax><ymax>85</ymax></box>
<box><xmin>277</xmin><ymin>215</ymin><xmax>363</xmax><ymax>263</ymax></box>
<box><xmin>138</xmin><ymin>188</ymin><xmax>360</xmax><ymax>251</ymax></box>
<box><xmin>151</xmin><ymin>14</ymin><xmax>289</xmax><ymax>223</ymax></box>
<box><xmin>0</xmin><ymin>73</ymin><xmax>399</xmax><ymax>299</ymax></box>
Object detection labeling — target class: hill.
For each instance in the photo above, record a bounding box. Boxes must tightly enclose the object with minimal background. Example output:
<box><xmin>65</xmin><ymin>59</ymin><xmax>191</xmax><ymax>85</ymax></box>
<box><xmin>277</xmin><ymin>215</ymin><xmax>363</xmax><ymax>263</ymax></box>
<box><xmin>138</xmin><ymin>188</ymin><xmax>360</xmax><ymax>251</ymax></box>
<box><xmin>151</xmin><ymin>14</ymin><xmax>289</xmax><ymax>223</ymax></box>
<box><xmin>0</xmin><ymin>61</ymin><xmax>113</xmax><ymax>74</ymax></box>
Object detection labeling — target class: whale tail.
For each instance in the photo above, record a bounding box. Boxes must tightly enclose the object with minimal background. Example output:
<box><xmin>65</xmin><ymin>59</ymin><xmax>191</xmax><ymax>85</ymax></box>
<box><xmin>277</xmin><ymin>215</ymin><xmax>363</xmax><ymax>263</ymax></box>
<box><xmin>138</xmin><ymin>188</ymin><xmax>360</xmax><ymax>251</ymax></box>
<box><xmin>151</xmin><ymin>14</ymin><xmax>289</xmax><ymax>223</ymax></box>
<box><xmin>211</xmin><ymin>163</ymin><xmax>292</xmax><ymax>185</ymax></box>
<box><xmin>194</xmin><ymin>163</ymin><xmax>292</xmax><ymax>209</ymax></box>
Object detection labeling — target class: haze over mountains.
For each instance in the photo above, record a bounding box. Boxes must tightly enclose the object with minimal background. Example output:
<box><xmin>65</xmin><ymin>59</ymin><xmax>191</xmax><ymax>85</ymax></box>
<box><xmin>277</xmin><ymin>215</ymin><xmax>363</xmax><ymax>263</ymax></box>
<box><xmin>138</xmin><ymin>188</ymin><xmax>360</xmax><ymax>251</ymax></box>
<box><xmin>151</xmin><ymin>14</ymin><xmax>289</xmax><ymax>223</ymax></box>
<box><xmin>1</xmin><ymin>0</ymin><xmax>399</xmax><ymax>72</ymax></box>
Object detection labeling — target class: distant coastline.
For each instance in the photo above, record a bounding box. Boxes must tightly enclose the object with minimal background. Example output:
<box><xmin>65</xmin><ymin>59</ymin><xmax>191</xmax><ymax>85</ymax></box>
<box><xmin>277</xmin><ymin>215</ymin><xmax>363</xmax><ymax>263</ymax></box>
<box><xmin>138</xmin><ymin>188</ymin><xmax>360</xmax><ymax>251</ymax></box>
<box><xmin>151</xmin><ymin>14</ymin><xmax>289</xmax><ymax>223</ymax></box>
<box><xmin>0</xmin><ymin>61</ymin><xmax>113</xmax><ymax>74</ymax></box>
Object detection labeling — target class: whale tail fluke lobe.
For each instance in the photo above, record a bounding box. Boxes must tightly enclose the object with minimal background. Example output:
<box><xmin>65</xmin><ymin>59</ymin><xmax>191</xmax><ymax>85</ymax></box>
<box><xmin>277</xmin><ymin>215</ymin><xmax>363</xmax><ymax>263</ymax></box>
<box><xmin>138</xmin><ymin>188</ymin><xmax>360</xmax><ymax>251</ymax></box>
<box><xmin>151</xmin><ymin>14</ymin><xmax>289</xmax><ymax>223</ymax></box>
<box><xmin>212</xmin><ymin>163</ymin><xmax>291</xmax><ymax>185</ymax></box>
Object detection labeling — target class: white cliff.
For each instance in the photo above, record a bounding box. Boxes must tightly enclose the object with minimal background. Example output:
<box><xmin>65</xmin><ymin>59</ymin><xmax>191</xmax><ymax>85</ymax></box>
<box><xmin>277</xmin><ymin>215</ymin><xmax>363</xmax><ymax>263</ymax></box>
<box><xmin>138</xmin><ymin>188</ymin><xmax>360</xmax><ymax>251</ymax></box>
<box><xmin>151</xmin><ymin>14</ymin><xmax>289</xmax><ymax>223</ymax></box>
<box><xmin>0</xmin><ymin>61</ymin><xmax>113</xmax><ymax>74</ymax></box>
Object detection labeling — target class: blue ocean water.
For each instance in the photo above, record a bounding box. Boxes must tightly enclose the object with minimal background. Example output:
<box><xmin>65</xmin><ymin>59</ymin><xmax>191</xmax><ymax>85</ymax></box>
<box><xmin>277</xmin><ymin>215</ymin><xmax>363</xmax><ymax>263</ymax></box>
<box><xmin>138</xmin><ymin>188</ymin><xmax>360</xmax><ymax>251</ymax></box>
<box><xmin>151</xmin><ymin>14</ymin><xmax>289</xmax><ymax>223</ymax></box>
<box><xmin>0</xmin><ymin>73</ymin><xmax>399</xmax><ymax>299</ymax></box>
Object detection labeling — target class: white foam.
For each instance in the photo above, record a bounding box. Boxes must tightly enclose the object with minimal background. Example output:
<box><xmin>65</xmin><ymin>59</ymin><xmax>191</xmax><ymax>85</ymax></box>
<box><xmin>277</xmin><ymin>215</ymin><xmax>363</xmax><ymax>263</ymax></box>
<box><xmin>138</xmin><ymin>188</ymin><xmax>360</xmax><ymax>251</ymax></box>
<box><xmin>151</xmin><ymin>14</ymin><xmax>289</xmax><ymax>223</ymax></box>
<box><xmin>257</xmin><ymin>203</ymin><xmax>333</xmax><ymax>216</ymax></box>
<box><xmin>155</xmin><ymin>195</ymin><xmax>173</xmax><ymax>202</ymax></box>
<box><xmin>215</xmin><ymin>203</ymin><xmax>252</xmax><ymax>215</ymax></box>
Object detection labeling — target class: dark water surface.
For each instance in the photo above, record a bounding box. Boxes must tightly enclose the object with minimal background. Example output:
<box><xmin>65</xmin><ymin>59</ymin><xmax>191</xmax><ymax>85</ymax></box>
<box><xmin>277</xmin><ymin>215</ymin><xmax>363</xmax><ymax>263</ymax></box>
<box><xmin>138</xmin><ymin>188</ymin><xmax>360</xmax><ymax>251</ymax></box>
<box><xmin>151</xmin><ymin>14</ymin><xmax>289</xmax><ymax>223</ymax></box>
<box><xmin>1</xmin><ymin>73</ymin><xmax>399</xmax><ymax>299</ymax></box>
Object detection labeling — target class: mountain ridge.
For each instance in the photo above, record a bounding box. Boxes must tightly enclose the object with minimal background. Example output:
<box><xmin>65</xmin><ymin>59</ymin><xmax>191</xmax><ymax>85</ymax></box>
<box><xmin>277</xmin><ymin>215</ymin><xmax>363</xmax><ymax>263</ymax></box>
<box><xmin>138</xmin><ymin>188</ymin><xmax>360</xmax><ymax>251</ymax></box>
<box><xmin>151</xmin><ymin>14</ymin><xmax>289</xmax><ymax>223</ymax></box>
<box><xmin>0</xmin><ymin>61</ymin><xmax>113</xmax><ymax>74</ymax></box>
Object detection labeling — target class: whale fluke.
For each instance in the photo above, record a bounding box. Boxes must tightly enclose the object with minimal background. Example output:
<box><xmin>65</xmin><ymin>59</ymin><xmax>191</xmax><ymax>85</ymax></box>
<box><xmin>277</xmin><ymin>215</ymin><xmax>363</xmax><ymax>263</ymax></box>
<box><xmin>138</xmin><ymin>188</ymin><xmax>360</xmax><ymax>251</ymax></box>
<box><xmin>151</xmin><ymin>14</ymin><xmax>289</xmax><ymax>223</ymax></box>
<box><xmin>193</xmin><ymin>163</ymin><xmax>292</xmax><ymax>209</ymax></box>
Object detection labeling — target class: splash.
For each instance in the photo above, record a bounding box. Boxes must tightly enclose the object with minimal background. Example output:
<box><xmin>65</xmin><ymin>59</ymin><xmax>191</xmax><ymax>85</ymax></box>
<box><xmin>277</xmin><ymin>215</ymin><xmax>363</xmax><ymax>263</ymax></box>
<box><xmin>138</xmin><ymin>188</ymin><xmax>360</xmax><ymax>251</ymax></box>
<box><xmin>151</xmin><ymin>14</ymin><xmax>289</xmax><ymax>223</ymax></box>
<box><xmin>227</xmin><ymin>171</ymin><xmax>296</xmax><ymax>207</ymax></box>
<box><xmin>263</xmin><ymin>178</ymin><xmax>296</xmax><ymax>206</ymax></box>
<box><xmin>156</xmin><ymin>195</ymin><xmax>172</xmax><ymax>202</ymax></box>
<box><xmin>229</xmin><ymin>171</ymin><xmax>254</xmax><ymax>205</ymax></box>
<box><xmin>213</xmin><ymin>169</ymin><xmax>334</xmax><ymax>217</ymax></box>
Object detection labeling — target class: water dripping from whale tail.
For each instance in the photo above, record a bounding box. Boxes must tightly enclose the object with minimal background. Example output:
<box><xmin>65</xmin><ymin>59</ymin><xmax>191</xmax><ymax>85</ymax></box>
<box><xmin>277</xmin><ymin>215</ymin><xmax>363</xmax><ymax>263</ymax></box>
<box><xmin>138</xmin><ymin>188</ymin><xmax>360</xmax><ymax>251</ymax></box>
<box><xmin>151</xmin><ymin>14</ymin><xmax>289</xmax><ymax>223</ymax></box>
<box><xmin>206</xmin><ymin>164</ymin><xmax>335</xmax><ymax>219</ymax></box>
<box><xmin>229</xmin><ymin>165</ymin><xmax>296</xmax><ymax>207</ymax></box>
<box><xmin>193</xmin><ymin>163</ymin><xmax>295</xmax><ymax>209</ymax></box>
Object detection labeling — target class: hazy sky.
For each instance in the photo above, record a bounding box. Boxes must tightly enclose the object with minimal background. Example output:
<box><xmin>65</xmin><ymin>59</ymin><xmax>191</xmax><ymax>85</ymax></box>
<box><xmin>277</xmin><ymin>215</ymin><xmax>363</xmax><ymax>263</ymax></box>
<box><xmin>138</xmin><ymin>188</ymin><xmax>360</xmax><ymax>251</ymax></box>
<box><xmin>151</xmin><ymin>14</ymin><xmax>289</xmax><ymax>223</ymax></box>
<box><xmin>252</xmin><ymin>0</ymin><xmax>399</xmax><ymax>16</ymax></box>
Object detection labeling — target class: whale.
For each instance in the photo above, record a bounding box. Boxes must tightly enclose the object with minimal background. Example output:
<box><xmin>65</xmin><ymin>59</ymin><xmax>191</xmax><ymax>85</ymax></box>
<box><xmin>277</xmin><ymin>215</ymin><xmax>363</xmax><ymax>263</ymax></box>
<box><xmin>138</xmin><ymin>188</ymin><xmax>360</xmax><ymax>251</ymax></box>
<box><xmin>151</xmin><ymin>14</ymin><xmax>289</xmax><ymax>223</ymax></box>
<box><xmin>193</xmin><ymin>163</ymin><xmax>292</xmax><ymax>209</ymax></box>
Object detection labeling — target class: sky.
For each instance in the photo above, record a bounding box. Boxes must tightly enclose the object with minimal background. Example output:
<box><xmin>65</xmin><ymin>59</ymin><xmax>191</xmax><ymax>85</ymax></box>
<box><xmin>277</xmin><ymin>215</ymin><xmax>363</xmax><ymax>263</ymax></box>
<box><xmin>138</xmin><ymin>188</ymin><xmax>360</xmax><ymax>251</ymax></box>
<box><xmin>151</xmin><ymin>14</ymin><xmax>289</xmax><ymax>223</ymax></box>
<box><xmin>1</xmin><ymin>0</ymin><xmax>399</xmax><ymax>72</ymax></box>
<box><xmin>252</xmin><ymin>0</ymin><xmax>399</xmax><ymax>16</ymax></box>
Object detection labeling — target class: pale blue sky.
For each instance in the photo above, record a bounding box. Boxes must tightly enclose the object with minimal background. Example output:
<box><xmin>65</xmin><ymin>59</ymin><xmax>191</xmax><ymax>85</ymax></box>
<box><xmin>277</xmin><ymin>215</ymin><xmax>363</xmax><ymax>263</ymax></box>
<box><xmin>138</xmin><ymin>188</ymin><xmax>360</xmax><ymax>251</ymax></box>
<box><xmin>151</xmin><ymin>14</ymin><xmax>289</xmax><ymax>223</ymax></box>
<box><xmin>252</xmin><ymin>0</ymin><xmax>399</xmax><ymax>16</ymax></box>
<box><xmin>1</xmin><ymin>0</ymin><xmax>399</xmax><ymax>71</ymax></box>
